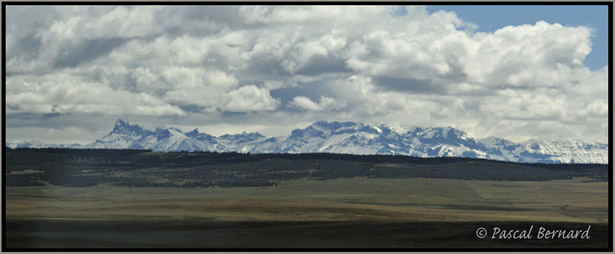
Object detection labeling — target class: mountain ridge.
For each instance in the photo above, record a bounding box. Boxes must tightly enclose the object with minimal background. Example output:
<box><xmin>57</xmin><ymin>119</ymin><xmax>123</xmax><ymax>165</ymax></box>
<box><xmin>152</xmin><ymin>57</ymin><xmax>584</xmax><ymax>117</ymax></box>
<box><xmin>6</xmin><ymin>119</ymin><xmax>608</xmax><ymax>164</ymax></box>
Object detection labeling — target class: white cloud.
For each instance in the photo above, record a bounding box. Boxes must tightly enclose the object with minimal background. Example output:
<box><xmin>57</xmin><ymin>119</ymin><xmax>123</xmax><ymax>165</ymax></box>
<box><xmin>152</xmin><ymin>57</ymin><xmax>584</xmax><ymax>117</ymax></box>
<box><xmin>6</xmin><ymin>74</ymin><xmax>185</xmax><ymax>116</ymax></box>
<box><xmin>288</xmin><ymin>96</ymin><xmax>322</xmax><ymax>111</ymax></box>
<box><xmin>263</xmin><ymin>80</ymin><xmax>297</xmax><ymax>90</ymax></box>
<box><xmin>288</xmin><ymin>96</ymin><xmax>346</xmax><ymax>111</ymax></box>
<box><xmin>224</xmin><ymin>85</ymin><xmax>280</xmax><ymax>112</ymax></box>
<box><xmin>4</xmin><ymin>5</ymin><xmax>608</xmax><ymax>143</ymax></box>
<box><xmin>465</xmin><ymin>21</ymin><xmax>593</xmax><ymax>87</ymax></box>
<box><xmin>161</xmin><ymin>67</ymin><xmax>238</xmax><ymax>89</ymax></box>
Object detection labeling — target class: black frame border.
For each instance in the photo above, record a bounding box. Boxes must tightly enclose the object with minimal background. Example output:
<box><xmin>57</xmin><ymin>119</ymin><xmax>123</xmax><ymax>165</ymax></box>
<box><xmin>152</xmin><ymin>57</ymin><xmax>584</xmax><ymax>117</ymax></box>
<box><xmin>1</xmin><ymin>1</ymin><xmax>612</xmax><ymax>252</ymax></box>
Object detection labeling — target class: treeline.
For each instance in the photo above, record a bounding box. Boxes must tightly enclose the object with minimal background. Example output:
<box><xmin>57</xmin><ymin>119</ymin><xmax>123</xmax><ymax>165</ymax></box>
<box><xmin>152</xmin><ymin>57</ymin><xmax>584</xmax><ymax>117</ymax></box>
<box><xmin>4</xmin><ymin>148</ymin><xmax>609</xmax><ymax>188</ymax></box>
<box><xmin>5</xmin><ymin>147</ymin><xmax>608</xmax><ymax>167</ymax></box>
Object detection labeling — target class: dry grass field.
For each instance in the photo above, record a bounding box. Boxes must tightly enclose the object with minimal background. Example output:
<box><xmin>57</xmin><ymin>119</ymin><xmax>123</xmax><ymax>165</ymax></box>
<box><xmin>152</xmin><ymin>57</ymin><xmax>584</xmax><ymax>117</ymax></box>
<box><xmin>5</xmin><ymin>150</ymin><xmax>609</xmax><ymax>248</ymax></box>
<box><xmin>6</xmin><ymin>177</ymin><xmax>607</xmax><ymax>223</ymax></box>
<box><xmin>5</xmin><ymin>176</ymin><xmax>609</xmax><ymax>249</ymax></box>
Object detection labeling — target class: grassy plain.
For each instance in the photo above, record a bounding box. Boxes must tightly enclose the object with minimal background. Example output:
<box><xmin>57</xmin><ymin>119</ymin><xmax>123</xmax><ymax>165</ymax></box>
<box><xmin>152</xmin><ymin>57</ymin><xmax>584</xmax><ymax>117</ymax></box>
<box><xmin>4</xmin><ymin>149</ymin><xmax>609</xmax><ymax>249</ymax></box>
<box><xmin>6</xmin><ymin>177</ymin><xmax>607</xmax><ymax>223</ymax></box>
<box><xmin>5</xmin><ymin>177</ymin><xmax>609</xmax><ymax>249</ymax></box>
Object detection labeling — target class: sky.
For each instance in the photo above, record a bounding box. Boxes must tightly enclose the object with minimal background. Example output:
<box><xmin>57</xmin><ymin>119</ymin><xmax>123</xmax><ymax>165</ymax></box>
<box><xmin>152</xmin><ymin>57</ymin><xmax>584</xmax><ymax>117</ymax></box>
<box><xmin>426</xmin><ymin>5</ymin><xmax>609</xmax><ymax>70</ymax></box>
<box><xmin>4</xmin><ymin>5</ymin><xmax>610</xmax><ymax>144</ymax></box>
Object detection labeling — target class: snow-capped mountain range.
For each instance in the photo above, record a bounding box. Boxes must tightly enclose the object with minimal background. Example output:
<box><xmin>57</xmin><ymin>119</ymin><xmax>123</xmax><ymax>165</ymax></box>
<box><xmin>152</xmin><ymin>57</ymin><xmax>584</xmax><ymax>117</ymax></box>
<box><xmin>6</xmin><ymin>119</ymin><xmax>609</xmax><ymax>164</ymax></box>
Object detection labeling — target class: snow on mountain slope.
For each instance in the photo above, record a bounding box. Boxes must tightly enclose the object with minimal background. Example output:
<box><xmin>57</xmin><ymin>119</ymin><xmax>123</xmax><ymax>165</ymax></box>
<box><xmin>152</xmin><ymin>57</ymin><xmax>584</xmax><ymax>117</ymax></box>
<box><xmin>520</xmin><ymin>139</ymin><xmax>608</xmax><ymax>164</ymax></box>
<box><xmin>6</xmin><ymin>140</ymin><xmax>82</xmax><ymax>149</ymax></box>
<box><xmin>89</xmin><ymin>119</ymin><xmax>151</xmax><ymax>149</ymax></box>
<box><xmin>6</xmin><ymin>140</ymin><xmax>50</xmax><ymax>149</ymax></box>
<box><xmin>5</xmin><ymin>119</ymin><xmax>609</xmax><ymax>164</ymax></box>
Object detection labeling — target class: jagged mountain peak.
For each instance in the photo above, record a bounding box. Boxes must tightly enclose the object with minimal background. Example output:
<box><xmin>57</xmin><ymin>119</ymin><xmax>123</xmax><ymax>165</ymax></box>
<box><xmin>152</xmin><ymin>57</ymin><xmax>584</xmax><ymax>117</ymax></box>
<box><xmin>153</xmin><ymin>128</ymin><xmax>172</xmax><ymax>139</ymax></box>
<box><xmin>168</xmin><ymin>127</ymin><xmax>185</xmax><ymax>133</ymax></box>
<box><xmin>6</xmin><ymin>120</ymin><xmax>607</xmax><ymax>164</ymax></box>
<box><xmin>307</xmin><ymin>121</ymin><xmax>395</xmax><ymax>134</ymax></box>
<box><xmin>311</xmin><ymin>120</ymin><xmax>357</xmax><ymax>129</ymax></box>
<box><xmin>292</xmin><ymin>121</ymin><xmax>379</xmax><ymax>139</ymax></box>
<box><xmin>421</xmin><ymin>126</ymin><xmax>465</xmax><ymax>135</ymax></box>
<box><xmin>103</xmin><ymin>119</ymin><xmax>149</xmax><ymax>140</ymax></box>
<box><xmin>408</xmin><ymin>126</ymin><xmax>470</xmax><ymax>145</ymax></box>
<box><xmin>220</xmin><ymin>131</ymin><xmax>264</xmax><ymax>137</ymax></box>
<box><xmin>111</xmin><ymin>119</ymin><xmax>144</xmax><ymax>132</ymax></box>
<box><xmin>186</xmin><ymin>128</ymin><xmax>200</xmax><ymax>136</ymax></box>
<box><xmin>379</xmin><ymin>122</ymin><xmax>410</xmax><ymax>134</ymax></box>
<box><xmin>115</xmin><ymin>118</ymin><xmax>129</xmax><ymax>126</ymax></box>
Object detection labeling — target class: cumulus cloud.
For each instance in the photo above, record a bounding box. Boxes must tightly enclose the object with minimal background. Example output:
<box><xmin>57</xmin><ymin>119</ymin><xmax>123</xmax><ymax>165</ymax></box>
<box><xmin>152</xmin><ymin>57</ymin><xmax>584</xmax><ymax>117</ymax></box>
<box><xmin>6</xmin><ymin>74</ymin><xmax>185</xmax><ymax>116</ymax></box>
<box><xmin>288</xmin><ymin>96</ymin><xmax>346</xmax><ymax>111</ymax></box>
<box><xmin>5</xmin><ymin>5</ymin><xmax>608</xmax><ymax>143</ymax></box>
<box><xmin>224</xmin><ymin>85</ymin><xmax>280</xmax><ymax>112</ymax></box>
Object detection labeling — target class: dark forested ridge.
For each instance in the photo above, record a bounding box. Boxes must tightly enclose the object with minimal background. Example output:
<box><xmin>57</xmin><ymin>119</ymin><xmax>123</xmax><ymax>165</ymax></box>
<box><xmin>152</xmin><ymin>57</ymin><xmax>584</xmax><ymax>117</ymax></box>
<box><xmin>5</xmin><ymin>148</ymin><xmax>608</xmax><ymax>188</ymax></box>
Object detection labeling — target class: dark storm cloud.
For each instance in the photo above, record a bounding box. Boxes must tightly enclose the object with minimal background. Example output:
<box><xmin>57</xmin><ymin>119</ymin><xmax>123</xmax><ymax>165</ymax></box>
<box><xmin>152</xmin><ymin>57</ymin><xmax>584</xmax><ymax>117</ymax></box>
<box><xmin>244</xmin><ymin>56</ymin><xmax>293</xmax><ymax>77</ymax></box>
<box><xmin>14</xmin><ymin>34</ymin><xmax>42</xmax><ymax>60</ymax></box>
<box><xmin>54</xmin><ymin>37</ymin><xmax>127</xmax><ymax>68</ymax></box>
<box><xmin>7</xmin><ymin>113</ymin><xmax>100</xmax><ymax>130</ymax></box>
<box><xmin>177</xmin><ymin>6</ymin><xmax>246</xmax><ymax>29</ymax></box>
<box><xmin>221</xmin><ymin>111</ymin><xmax>248</xmax><ymax>118</ymax></box>
<box><xmin>372</xmin><ymin>76</ymin><xmax>441</xmax><ymax>94</ymax></box>
<box><xmin>295</xmin><ymin>55</ymin><xmax>351</xmax><ymax>76</ymax></box>
<box><xmin>172</xmin><ymin>104</ymin><xmax>202</xmax><ymax>114</ymax></box>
